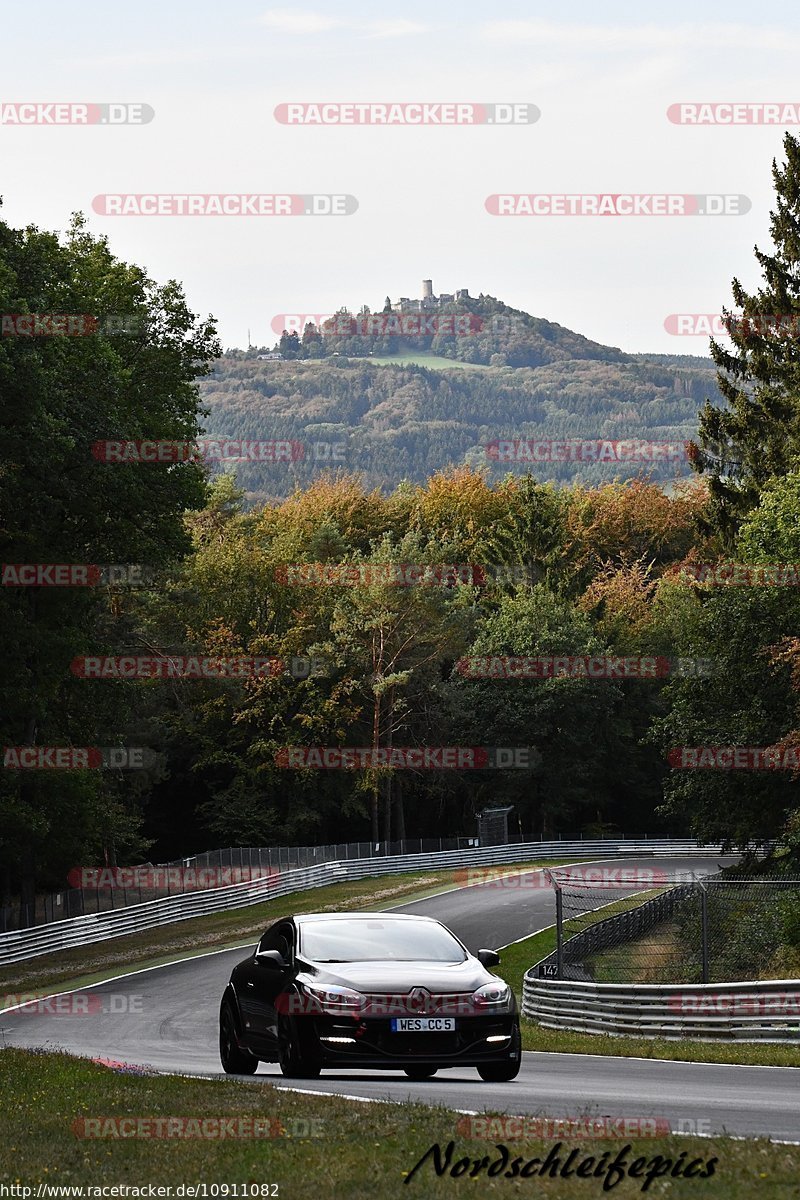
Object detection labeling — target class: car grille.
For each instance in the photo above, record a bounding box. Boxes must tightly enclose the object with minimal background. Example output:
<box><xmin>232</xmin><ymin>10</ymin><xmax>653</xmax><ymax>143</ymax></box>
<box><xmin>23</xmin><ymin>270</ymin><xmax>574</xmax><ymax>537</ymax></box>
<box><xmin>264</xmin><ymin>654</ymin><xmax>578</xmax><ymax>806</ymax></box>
<box><xmin>388</xmin><ymin>1032</ymin><xmax>460</xmax><ymax>1056</ymax></box>
<box><xmin>360</xmin><ymin>991</ymin><xmax>477</xmax><ymax>1017</ymax></box>
<box><xmin>318</xmin><ymin>1014</ymin><xmax>514</xmax><ymax>1060</ymax></box>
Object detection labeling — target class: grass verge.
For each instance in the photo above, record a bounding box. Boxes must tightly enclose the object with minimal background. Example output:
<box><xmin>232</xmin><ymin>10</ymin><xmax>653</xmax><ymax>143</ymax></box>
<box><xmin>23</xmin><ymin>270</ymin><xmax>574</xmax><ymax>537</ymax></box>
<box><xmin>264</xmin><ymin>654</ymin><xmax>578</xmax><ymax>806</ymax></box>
<box><xmin>0</xmin><ymin>1047</ymin><xmax>796</xmax><ymax>1198</ymax></box>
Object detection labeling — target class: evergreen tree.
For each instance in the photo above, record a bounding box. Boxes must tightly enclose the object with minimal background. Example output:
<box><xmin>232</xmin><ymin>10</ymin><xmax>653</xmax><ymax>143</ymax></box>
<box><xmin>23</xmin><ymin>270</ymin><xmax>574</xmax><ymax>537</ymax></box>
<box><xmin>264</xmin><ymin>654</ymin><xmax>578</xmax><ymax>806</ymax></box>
<box><xmin>691</xmin><ymin>132</ymin><xmax>800</xmax><ymax>546</ymax></box>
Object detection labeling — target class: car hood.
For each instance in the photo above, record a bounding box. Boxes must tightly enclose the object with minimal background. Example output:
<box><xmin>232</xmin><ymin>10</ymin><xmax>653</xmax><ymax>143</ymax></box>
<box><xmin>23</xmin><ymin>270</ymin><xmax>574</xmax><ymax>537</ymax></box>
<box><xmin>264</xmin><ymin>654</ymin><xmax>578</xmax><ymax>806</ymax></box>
<box><xmin>302</xmin><ymin>957</ymin><xmax>493</xmax><ymax>993</ymax></box>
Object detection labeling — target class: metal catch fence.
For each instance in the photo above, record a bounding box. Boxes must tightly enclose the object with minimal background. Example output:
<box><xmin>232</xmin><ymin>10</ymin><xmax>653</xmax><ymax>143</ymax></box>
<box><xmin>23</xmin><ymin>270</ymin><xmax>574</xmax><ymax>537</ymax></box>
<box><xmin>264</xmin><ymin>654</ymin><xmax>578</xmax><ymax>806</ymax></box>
<box><xmin>544</xmin><ymin>868</ymin><xmax>800</xmax><ymax>984</ymax></box>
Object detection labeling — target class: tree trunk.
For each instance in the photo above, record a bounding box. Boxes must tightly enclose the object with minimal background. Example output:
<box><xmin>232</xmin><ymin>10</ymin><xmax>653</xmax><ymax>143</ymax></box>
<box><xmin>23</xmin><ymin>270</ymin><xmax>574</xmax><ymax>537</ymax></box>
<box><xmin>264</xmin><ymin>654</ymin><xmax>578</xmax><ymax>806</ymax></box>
<box><xmin>371</xmin><ymin>687</ymin><xmax>381</xmax><ymax>843</ymax></box>
<box><xmin>379</xmin><ymin>774</ymin><xmax>391</xmax><ymax>844</ymax></box>
<box><xmin>19</xmin><ymin>842</ymin><xmax>36</xmax><ymax>929</ymax></box>
<box><xmin>18</xmin><ymin>708</ymin><xmax>39</xmax><ymax>927</ymax></box>
<box><xmin>104</xmin><ymin>826</ymin><xmax>118</xmax><ymax>868</ymax></box>
<box><xmin>394</xmin><ymin>775</ymin><xmax>406</xmax><ymax>842</ymax></box>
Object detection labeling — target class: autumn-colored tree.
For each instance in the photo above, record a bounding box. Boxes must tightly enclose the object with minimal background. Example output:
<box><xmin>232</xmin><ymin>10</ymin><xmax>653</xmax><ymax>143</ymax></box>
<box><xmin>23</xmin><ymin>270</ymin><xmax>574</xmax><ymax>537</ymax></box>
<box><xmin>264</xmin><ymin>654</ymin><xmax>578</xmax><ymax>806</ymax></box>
<box><xmin>564</xmin><ymin>478</ymin><xmax>707</xmax><ymax>592</ymax></box>
<box><xmin>407</xmin><ymin>467</ymin><xmax>512</xmax><ymax>555</ymax></box>
<box><xmin>577</xmin><ymin>557</ymin><xmax>658</xmax><ymax>653</ymax></box>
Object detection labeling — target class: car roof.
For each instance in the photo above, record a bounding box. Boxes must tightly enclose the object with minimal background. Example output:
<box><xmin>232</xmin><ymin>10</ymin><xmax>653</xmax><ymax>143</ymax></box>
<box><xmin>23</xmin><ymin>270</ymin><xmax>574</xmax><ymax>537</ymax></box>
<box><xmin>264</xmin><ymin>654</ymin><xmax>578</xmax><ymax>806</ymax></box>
<box><xmin>294</xmin><ymin>912</ymin><xmax>440</xmax><ymax>923</ymax></box>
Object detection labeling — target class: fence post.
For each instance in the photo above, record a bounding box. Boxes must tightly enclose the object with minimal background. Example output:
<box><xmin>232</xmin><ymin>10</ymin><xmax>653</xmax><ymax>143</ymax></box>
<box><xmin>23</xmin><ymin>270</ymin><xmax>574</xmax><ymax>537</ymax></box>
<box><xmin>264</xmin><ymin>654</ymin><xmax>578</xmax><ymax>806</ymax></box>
<box><xmin>700</xmin><ymin>883</ymin><xmax>710</xmax><ymax>984</ymax></box>
<box><xmin>543</xmin><ymin>870</ymin><xmax>564</xmax><ymax>980</ymax></box>
<box><xmin>555</xmin><ymin>887</ymin><xmax>563</xmax><ymax>978</ymax></box>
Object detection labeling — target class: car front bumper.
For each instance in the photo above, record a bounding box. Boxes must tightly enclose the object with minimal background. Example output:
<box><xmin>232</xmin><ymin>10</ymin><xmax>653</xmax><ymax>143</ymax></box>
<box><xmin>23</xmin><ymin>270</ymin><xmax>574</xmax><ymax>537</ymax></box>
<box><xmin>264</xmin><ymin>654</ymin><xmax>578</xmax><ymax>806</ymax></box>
<box><xmin>303</xmin><ymin>1012</ymin><xmax>520</xmax><ymax>1067</ymax></box>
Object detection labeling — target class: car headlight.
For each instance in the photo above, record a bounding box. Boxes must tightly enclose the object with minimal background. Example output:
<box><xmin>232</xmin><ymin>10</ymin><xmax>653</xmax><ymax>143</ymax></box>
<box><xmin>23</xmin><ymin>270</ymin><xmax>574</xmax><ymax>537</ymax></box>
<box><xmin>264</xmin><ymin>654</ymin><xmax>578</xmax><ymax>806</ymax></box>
<box><xmin>298</xmin><ymin>982</ymin><xmax>366</xmax><ymax>1015</ymax></box>
<box><xmin>472</xmin><ymin>980</ymin><xmax>512</xmax><ymax>1010</ymax></box>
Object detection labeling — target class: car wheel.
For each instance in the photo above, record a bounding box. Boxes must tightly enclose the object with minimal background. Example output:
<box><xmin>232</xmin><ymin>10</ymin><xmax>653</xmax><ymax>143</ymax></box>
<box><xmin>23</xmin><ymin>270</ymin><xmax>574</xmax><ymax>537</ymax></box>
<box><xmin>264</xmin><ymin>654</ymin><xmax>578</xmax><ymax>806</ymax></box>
<box><xmin>219</xmin><ymin>1003</ymin><xmax>258</xmax><ymax>1075</ymax></box>
<box><xmin>403</xmin><ymin>1065</ymin><xmax>438</xmax><ymax>1080</ymax></box>
<box><xmin>277</xmin><ymin>1016</ymin><xmax>321</xmax><ymax>1079</ymax></box>
<box><xmin>477</xmin><ymin>1025</ymin><xmax>521</xmax><ymax>1082</ymax></box>
<box><xmin>477</xmin><ymin>1058</ymin><xmax>521</xmax><ymax>1082</ymax></box>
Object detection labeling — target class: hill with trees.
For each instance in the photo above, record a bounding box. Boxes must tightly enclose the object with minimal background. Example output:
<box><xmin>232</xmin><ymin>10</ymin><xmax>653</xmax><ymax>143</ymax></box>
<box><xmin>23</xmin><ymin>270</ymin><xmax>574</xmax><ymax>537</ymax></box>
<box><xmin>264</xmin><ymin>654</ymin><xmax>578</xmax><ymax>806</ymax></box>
<box><xmin>200</xmin><ymin>303</ymin><xmax>723</xmax><ymax>503</ymax></box>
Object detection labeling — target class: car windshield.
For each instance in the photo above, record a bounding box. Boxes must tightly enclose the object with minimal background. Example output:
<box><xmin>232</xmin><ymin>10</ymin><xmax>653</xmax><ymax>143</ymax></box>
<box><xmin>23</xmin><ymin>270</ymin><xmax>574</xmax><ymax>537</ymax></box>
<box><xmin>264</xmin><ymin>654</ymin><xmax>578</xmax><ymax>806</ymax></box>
<box><xmin>300</xmin><ymin>918</ymin><xmax>467</xmax><ymax>963</ymax></box>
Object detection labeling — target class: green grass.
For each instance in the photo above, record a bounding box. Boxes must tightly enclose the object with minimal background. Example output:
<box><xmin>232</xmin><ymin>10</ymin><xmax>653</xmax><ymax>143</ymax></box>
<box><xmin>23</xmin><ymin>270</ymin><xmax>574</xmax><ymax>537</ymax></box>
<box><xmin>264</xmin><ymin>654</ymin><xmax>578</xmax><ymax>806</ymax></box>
<box><xmin>520</xmin><ymin>1022</ymin><xmax>800</xmax><ymax>1068</ymax></box>
<box><xmin>346</xmin><ymin>352</ymin><xmax>489</xmax><ymax>370</ymax></box>
<box><xmin>496</xmin><ymin>927</ymin><xmax>800</xmax><ymax>1068</ymax></box>
<box><xmin>496</xmin><ymin>927</ymin><xmax>558</xmax><ymax>995</ymax></box>
<box><xmin>0</xmin><ymin>860</ymin><xmax>570</xmax><ymax>1003</ymax></box>
<box><xmin>587</xmin><ymin>918</ymin><xmax>685</xmax><ymax>983</ymax></box>
<box><xmin>1</xmin><ymin>1048</ymin><xmax>797</xmax><ymax>1197</ymax></box>
<box><xmin>264</xmin><ymin>351</ymin><xmax>490</xmax><ymax>370</ymax></box>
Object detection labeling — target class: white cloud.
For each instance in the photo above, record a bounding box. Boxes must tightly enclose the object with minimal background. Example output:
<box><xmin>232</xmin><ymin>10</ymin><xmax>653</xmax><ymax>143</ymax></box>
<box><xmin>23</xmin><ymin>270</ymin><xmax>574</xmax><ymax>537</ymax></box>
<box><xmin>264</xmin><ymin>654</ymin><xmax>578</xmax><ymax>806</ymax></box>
<box><xmin>480</xmin><ymin>20</ymin><xmax>800</xmax><ymax>54</ymax></box>
<box><xmin>364</xmin><ymin>21</ymin><xmax>428</xmax><ymax>39</ymax></box>
<box><xmin>71</xmin><ymin>46</ymin><xmax>225</xmax><ymax>68</ymax></box>
<box><xmin>259</xmin><ymin>9</ymin><xmax>428</xmax><ymax>38</ymax></box>
<box><xmin>259</xmin><ymin>9</ymin><xmax>343</xmax><ymax>34</ymax></box>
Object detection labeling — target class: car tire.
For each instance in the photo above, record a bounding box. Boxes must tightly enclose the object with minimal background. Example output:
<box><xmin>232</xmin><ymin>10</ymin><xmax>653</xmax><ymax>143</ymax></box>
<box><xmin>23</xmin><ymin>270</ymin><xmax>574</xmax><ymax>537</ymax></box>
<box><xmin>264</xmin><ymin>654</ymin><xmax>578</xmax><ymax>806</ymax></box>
<box><xmin>278</xmin><ymin>1016</ymin><xmax>322</xmax><ymax>1079</ymax></box>
<box><xmin>219</xmin><ymin>1003</ymin><xmax>258</xmax><ymax>1075</ymax></box>
<box><xmin>403</xmin><ymin>1065</ymin><xmax>438</xmax><ymax>1080</ymax></box>
<box><xmin>477</xmin><ymin>1025</ymin><xmax>522</xmax><ymax>1082</ymax></box>
<box><xmin>477</xmin><ymin>1058</ymin><xmax>521</xmax><ymax>1082</ymax></box>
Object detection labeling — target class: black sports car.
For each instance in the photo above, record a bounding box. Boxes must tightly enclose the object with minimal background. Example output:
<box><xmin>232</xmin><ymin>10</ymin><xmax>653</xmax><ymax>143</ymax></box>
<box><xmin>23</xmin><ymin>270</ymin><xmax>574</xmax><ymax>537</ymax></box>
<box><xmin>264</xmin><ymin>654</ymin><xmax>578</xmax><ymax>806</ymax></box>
<box><xmin>219</xmin><ymin>911</ymin><xmax>521</xmax><ymax>1081</ymax></box>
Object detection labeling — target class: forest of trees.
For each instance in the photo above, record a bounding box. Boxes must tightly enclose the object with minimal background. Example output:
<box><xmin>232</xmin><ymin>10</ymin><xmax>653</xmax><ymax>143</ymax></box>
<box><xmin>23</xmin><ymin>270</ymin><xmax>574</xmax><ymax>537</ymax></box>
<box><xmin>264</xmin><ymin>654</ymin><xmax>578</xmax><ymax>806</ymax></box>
<box><xmin>199</xmin><ymin>352</ymin><xmax>722</xmax><ymax>502</ymax></box>
<box><xmin>4</xmin><ymin>133</ymin><xmax>800</xmax><ymax>908</ymax></box>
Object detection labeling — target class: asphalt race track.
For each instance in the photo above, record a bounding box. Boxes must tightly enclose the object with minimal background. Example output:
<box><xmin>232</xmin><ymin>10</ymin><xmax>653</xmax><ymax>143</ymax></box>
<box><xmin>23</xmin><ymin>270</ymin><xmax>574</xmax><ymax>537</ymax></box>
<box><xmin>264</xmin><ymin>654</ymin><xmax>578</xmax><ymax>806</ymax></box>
<box><xmin>2</xmin><ymin>856</ymin><xmax>798</xmax><ymax>1141</ymax></box>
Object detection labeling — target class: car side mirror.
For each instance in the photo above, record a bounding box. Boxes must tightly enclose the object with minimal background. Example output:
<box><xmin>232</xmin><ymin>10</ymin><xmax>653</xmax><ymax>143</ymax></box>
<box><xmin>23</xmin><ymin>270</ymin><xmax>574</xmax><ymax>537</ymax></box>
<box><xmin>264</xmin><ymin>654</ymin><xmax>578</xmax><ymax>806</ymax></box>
<box><xmin>477</xmin><ymin>948</ymin><xmax>501</xmax><ymax>968</ymax></box>
<box><xmin>255</xmin><ymin>949</ymin><xmax>288</xmax><ymax>969</ymax></box>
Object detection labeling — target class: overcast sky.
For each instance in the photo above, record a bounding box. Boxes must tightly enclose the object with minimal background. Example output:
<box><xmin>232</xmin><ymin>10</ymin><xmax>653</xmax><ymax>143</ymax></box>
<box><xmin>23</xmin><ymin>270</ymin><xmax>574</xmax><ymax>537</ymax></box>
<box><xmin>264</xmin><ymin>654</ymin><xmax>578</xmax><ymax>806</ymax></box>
<box><xmin>2</xmin><ymin>1</ymin><xmax>798</xmax><ymax>354</ymax></box>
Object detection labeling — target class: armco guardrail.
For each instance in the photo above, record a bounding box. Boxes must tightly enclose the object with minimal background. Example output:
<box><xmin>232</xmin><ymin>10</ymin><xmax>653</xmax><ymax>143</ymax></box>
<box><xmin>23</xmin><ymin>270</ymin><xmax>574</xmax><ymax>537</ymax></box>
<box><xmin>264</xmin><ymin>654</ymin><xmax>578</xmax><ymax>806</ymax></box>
<box><xmin>0</xmin><ymin>839</ymin><xmax>727</xmax><ymax>966</ymax></box>
<box><xmin>523</xmin><ymin>876</ymin><xmax>799</xmax><ymax>1042</ymax></box>
<box><xmin>522</xmin><ymin>975</ymin><xmax>800</xmax><ymax>1042</ymax></box>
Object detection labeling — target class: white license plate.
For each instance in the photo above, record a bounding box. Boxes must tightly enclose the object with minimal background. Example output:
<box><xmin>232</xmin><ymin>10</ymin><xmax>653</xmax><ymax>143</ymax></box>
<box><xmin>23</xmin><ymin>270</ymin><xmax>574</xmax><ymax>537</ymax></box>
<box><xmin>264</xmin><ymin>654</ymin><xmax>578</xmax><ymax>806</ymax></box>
<box><xmin>390</xmin><ymin>1017</ymin><xmax>455</xmax><ymax>1032</ymax></box>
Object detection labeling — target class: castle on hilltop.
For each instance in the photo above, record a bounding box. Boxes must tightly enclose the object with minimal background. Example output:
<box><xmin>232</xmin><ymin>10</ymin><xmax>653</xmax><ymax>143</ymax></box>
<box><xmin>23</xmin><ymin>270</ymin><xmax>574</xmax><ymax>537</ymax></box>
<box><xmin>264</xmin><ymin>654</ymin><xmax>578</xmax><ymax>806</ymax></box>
<box><xmin>390</xmin><ymin>279</ymin><xmax>470</xmax><ymax>314</ymax></box>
